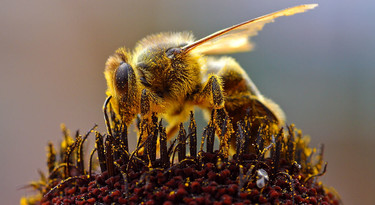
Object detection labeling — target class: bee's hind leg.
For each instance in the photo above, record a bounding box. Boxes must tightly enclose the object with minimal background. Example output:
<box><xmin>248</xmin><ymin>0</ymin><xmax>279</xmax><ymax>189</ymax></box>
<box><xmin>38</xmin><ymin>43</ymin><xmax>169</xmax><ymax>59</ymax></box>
<box><xmin>210</xmin><ymin>56</ymin><xmax>284</xmax><ymax>153</ymax></box>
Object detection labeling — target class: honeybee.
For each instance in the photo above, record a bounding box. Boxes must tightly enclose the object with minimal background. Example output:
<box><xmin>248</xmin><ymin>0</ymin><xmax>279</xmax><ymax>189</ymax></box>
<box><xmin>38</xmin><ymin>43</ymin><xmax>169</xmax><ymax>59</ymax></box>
<box><xmin>104</xmin><ymin>4</ymin><xmax>317</xmax><ymax>146</ymax></box>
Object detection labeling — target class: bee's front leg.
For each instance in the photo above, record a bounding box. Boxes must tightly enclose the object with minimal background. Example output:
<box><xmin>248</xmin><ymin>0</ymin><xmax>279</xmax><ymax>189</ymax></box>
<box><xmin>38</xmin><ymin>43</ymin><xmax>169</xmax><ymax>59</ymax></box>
<box><xmin>140</xmin><ymin>89</ymin><xmax>151</xmax><ymax>117</ymax></box>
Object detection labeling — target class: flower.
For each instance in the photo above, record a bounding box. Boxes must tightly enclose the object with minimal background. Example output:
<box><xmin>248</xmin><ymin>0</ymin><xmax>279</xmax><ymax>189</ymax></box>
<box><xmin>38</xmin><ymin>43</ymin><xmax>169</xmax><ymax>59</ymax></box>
<box><xmin>21</xmin><ymin>106</ymin><xmax>341</xmax><ymax>204</ymax></box>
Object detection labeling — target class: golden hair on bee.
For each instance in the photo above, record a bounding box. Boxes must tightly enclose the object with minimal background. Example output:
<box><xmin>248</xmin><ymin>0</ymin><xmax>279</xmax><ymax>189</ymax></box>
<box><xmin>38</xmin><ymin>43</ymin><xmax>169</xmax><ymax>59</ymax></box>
<box><xmin>133</xmin><ymin>32</ymin><xmax>195</xmax><ymax>55</ymax></box>
<box><xmin>104</xmin><ymin>4</ymin><xmax>317</xmax><ymax>147</ymax></box>
<box><xmin>133</xmin><ymin>32</ymin><xmax>202</xmax><ymax>104</ymax></box>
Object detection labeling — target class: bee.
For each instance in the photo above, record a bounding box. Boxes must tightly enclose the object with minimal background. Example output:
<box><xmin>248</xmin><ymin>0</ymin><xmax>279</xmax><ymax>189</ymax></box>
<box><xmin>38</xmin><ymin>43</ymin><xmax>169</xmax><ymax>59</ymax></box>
<box><xmin>104</xmin><ymin>4</ymin><xmax>317</xmax><ymax>147</ymax></box>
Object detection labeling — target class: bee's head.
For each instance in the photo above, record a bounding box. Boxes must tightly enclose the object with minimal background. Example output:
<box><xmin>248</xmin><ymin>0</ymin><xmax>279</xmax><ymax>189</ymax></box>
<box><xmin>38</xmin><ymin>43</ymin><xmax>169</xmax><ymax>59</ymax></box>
<box><xmin>133</xmin><ymin>32</ymin><xmax>201</xmax><ymax>101</ymax></box>
<box><xmin>104</xmin><ymin>47</ymin><xmax>141</xmax><ymax>117</ymax></box>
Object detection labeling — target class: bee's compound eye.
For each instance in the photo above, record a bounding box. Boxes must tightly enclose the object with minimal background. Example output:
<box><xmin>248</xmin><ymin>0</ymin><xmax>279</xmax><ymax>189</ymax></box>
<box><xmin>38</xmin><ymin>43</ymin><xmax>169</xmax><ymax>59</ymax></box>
<box><xmin>166</xmin><ymin>47</ymin><xmax>182</xmax><ymax>59</ymax></box>
<box><xmin>115</xmin><ymin>62</ymin><xmax>132</xmax><ymax>91</ymax></box>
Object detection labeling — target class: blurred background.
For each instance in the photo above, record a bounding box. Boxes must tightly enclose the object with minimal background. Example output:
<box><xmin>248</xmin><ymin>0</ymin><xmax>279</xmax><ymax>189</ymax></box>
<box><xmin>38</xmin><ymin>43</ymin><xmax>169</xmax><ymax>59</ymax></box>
<box><xmin>1</xmin><ymin>0</ymin><xmax>374</xmax><ymax>204</ymax></box>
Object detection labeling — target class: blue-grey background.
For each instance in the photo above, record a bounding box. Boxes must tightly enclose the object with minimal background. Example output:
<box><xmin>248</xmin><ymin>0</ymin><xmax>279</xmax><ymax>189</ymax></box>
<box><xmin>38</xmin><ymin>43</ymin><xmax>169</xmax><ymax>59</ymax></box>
<box><xmin>1</xmin><ymin>0</ymin><xmax>374</xmax><ymax>204</ymax></box>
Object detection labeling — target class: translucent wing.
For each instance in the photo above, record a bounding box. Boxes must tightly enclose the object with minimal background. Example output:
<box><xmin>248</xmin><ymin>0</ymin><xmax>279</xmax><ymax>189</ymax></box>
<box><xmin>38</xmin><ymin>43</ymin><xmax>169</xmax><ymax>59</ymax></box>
<box><xmin>182</xmin><ymin>4</ymin><xmax>317</xmax><ymax>55</ymax></box>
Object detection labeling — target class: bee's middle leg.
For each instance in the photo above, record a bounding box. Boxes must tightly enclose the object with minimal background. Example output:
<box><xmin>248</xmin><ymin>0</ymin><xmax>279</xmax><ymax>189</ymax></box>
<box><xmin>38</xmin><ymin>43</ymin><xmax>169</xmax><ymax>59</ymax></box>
<box><xmin>198</xmin><ymin>74</ymin><xmax>225</xmax><ymax>109</ymax></box>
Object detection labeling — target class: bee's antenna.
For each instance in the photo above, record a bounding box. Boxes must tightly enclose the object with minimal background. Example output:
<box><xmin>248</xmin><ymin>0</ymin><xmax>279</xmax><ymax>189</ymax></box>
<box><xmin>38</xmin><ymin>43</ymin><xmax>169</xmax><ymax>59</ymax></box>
<box><xmin>103</xmin><ymin>96</ymin><xmax>113</xmax><ymax>137</ymax></box>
